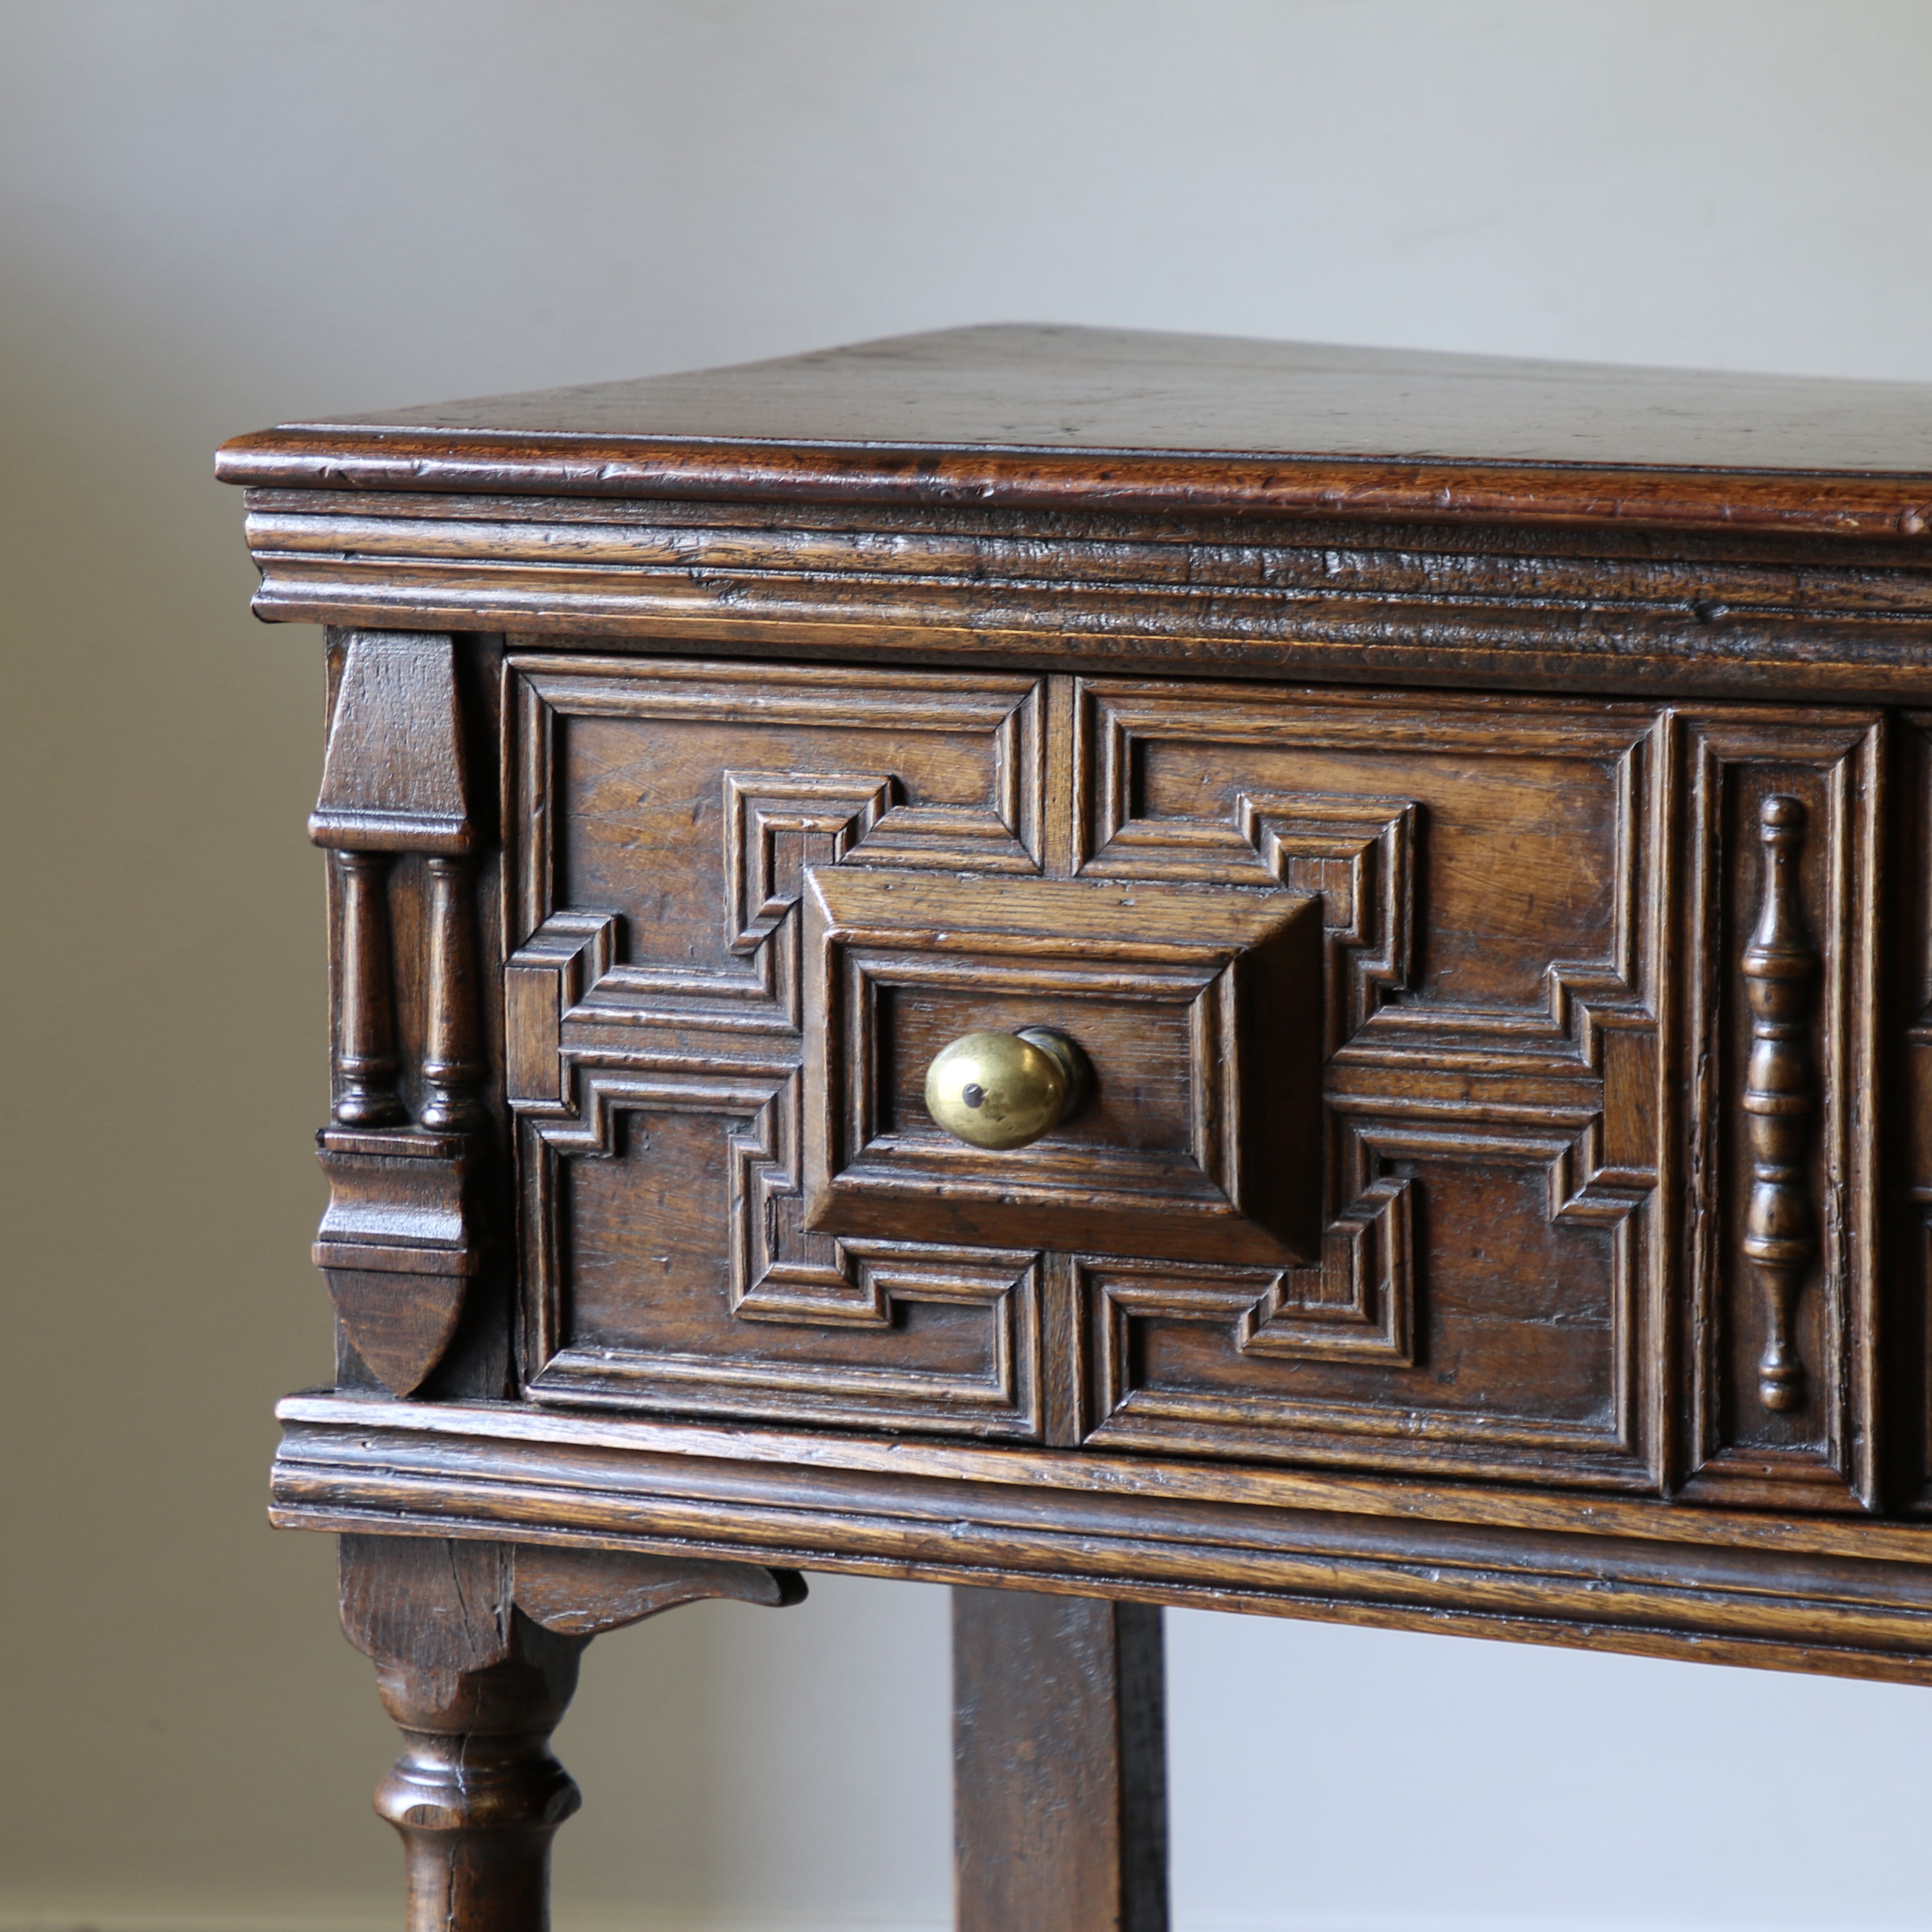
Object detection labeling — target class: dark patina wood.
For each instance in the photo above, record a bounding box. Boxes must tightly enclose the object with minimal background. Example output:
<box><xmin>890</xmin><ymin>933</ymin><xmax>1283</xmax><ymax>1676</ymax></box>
<box><xmin>219</xmin><ymin>323</ymin><xmax>1932</xmax><ymax>1931</ymax></box>
<box><xmin>217</xmin><ymin>326</ymin><xmax>1932</xmax><ymax>705</ymax></box>
<box><xmin>341</xmin><ymin>1536</ymin><xmax>801</xmax><ymax>1932</ymax></box>
<box><xmin>953</xmin><ymin>1588</ymin><xmax>1167</xmax><ymax>1932</ymax></box>
<box><xmin>219</xmin><ymin>322</ymin><xmax>1932</xmax><ymax>521</ymax></box>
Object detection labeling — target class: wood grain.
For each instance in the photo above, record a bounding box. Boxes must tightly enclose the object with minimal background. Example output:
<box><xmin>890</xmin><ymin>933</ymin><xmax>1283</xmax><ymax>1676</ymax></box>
<box><xmin>309</xmin><ymin>632</ymin><xmax>498</xmax><ymax>1394</ymax></box>
<box><xmin>218</xmin><ymin>323</ymin><xmax>1932</xmax><ymax>526</ymax></box>
<box><xmin>226</xmin><ymin>499</ymin><xmax>1932</xmax><ymax>707</ymax></box>
<box><xmin>225</xmin><ymin>327</ymin><xmax>1932</xmax><ymax>1932</ymax></box>
<box><xmin>288</xmin><ymin>1404</ymin><xmax>1932</xmax><ymax>1687</ymax></box>
<box><xmin>338</xmin><ymin>1535</ymin><xmax>801</xmax><ymax>1932</ymax></box>
<box><xmin>954</xmin><ymin>1588</ymin><xmax>1167</xmax><ymax>1932</ymax></box>
<box><xmin>222</xmin><ymin>324</ymin><xmax>1932</xmax><ymax>1932</ymax></box>
<box><xmin>220</xmin><ymin>329</ymin><xmax>1932</xmax><ymax>704</ymax></box>
<box><xmin>801</xmin><ymin>863</ymin><xmax>1325</xmax><ymax>1266</ymax></box>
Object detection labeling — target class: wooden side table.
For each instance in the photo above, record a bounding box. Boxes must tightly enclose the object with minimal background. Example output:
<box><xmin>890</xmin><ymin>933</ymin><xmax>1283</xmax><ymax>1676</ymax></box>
<box><xmin>220</xmin><ymin>325</ymin><xmax>1932</xmax><ymax>1932</ymax></box>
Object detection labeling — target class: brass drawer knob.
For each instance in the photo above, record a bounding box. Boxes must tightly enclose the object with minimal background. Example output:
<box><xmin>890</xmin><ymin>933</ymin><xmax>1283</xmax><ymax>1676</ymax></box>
<box><xmin>924</xmin><ymin>1028</ymin><xmax>1090</xmax><ymax>1150</ymax></box>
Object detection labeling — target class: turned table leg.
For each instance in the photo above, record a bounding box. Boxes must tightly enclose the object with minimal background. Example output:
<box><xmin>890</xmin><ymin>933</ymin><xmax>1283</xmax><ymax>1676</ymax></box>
<box><xmin>953</xmin><ymin>1587</ymin><xmax>1169</xmax><ymax>1932</ymax></box>
<box><xmin>369</xmin><ymin>1607</ymin><xmax>583</xmax><ymax>1932</ymax></box>
<box><xmin>340</xmin><ymin>1535</ymin><xmax>804</xmax><ymax>1932</ymax></box>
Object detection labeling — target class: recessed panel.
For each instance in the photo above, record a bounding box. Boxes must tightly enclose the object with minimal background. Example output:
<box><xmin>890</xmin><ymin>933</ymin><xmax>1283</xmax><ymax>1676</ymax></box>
<box><xmin>508</xmin><ymin>657</ymin><xmax>1047</xmax><ymax>1438</ymax></box>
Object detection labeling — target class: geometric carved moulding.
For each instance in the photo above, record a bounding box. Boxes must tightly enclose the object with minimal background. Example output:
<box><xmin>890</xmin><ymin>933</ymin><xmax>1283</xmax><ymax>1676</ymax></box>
<box><xmin>800</xmin><ymin>865</ymin><xmax>1324</xmax><ymax>1266</ymax></box>
<box><xmin>496</xmin><ymin>660</ymin><xmax>1697</xmax><ymax>1487</ymax></box>
<box><xmin>1085</xmin><ymin>780</ymin><xmax>1418</xmax><ymax>1056</ymax></box>
<box><xmin>1074</xmin><ymin>1121</ymin><xmax>1650</xmax><ymax>1489</ymax></box>
<box><xmin>1060</xmin><ymin>679</ymin><xmax>1669</xmax><ymax>1485</ymax></box>
<box><xmin>505</xmin><ymin>660</ymin><xmax>1054</xmax><ymax>1440</ymax></box>
<box><xmin>497</xmin><ymin>660</ymin><xmax>1886</xmax><ymax>1502</ymax></box>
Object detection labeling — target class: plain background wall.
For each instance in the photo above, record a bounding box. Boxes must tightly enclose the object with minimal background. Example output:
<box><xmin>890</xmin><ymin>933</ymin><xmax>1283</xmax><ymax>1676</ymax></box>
<box><xmin>6</xmin><ymin>4</ymin><xmax>1932</xmax><ymax>1928</ymax></box>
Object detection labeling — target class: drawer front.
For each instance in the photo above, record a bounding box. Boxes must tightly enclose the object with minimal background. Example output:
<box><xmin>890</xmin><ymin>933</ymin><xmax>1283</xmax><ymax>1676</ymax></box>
<box><xmin>505</xmin><ymin>654</ymin><xmax>1879</xmax><ymax>1506</ymax></box>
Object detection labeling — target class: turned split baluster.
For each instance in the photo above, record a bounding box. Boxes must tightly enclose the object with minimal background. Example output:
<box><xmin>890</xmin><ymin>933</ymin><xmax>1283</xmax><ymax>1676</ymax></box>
<box><xmin>422</xmin><ymin>853</ymin><xmax>484</xmax><ymax>1129</ymax></box>
<box><xmin>1741</xmin><ymin>792</ymin><xmax>1819</xmax><ymax>1413</ymax></box>
<box><xmin>333</xmin><ymin>848</ymin><xmax>404</xmax><ymax>1125</ymax></box>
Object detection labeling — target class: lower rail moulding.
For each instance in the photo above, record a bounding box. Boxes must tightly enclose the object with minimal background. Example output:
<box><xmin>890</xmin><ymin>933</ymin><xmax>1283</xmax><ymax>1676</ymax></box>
<box><xmin>271</xmin><ymin>1394</ymin><xmax>1932</xmax><ymax>1686</ymax></box>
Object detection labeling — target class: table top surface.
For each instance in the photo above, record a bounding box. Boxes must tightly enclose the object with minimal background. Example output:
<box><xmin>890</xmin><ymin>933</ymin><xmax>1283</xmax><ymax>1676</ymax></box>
<box><xmin>220</xmin><ymin>324</ymin><xmax>1932</xmax><ymax>539</ymax></box>
<box><xmin>294</xmin><ymin>324</ymin><xmax>1932</xmax><ymax>477</ymax></box>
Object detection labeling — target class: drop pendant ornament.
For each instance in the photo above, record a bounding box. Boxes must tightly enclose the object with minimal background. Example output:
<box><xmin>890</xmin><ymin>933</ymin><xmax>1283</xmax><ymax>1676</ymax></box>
<box><xmin>924</xmin><ymin>1028</ymin><xmax>1090</xmax><ymax>1150</ymax></box>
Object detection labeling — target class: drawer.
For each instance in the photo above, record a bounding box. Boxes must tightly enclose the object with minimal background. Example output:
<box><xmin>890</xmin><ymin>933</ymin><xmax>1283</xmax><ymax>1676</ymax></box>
<box><xmin>499</xmin><ymin>652</ymin><xmax>1881</xmax><ymax>1508</ymax></box>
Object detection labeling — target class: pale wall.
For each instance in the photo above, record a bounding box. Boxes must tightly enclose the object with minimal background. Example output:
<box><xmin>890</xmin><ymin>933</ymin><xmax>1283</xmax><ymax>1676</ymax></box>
<box><xmin>4</xmin><ymin>4</ymin><xmax>1931</xmax><ymax>1928</ymax></box>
